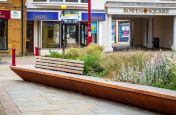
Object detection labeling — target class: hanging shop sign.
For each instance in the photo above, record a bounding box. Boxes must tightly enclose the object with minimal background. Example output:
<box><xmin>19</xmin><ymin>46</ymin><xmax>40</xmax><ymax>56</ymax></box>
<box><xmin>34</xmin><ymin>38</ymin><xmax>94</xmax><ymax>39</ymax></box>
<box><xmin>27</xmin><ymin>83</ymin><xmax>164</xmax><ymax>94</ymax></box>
<box><xmin>27</xmin><ymin>12</ymin><xmax>59</xmax><ymax>20</ymax></box>
<box><xmin>61</xmin><ymin>10</ymin><xmax>79</xmax><ymax>24</ymax></box>
<box><xmin>63</xmin><ymin>19</ymin><xmax>78</xmax><ymax>24</ymax></box>
<box><xmin>82</xmin><ymin>12</ymin><xmax>106</xmax><ymax>21</ymax></box>
<box><xmin>11</xmin><ymin>11</ymin><xmax>21</xmax><ymax>19</ymax></box>
<box><xmin>124</xmin><ymin>8</ymin><xmax>169</xmax><ymax>15</ymax></box>
<box><xmin>61</xmin><ymin>10</ymin><xmax>79</xmax><ymax>20</ymax></box>
<box><xmin>0</xmin><ymin>10</ymin><xmax>10</xmax><ymax>19</ymax></box>
<box><xmin>119</xmin><ymin>23</ymin><xmax>130</xmax><ymax>42</ymax></box>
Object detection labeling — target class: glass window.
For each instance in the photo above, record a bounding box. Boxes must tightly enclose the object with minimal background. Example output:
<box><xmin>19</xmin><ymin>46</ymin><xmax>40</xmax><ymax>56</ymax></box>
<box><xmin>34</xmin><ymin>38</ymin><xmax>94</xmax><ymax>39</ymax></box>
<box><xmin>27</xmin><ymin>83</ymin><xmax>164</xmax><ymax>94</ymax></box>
<box><xmin>0</xmin><ymin>20</ymin><xmax>8</xmax><ymax>50</ymax></box>
<box><xmin>65</xmin><ymin>25</ymin><xmax>78</xmax><ymax>47</ymax></box>
<box><xmin>66</xmin><ymin>0</ymin><xmax>78</xmax><ymax>2</ymax></box>
<box><xmin>91</xmin><ymin>22</ymin><xmax>97</xmax><ymax>43</ymax></box>
<box><xmin>42</xmin><ymin>21</ymin><xmax>60</xmax><ymax>48</ymax></box>
<box><xmin>81</xmin><ymin>0</ymin><xmax>87</xmax><ymax>3</ymax></box>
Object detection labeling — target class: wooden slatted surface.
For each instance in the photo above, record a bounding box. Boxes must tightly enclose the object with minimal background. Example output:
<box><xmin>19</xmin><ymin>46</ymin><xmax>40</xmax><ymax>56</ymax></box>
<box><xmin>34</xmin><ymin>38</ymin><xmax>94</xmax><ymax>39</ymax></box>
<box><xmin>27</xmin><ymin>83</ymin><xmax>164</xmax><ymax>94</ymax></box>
<box><xmin>35</xmin><ymin>56</ymin><xmax>84</xmax><ymax>74</ymax></box>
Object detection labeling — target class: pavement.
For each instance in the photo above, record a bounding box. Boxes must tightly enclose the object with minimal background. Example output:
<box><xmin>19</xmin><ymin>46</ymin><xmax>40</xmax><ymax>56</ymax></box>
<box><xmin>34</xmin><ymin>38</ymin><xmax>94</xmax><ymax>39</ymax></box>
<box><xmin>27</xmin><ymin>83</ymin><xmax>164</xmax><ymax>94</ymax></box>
<box><xmin>0</xmin><ymin>56</ymin><xmax>162</xmax><ymax>115</ymax></box>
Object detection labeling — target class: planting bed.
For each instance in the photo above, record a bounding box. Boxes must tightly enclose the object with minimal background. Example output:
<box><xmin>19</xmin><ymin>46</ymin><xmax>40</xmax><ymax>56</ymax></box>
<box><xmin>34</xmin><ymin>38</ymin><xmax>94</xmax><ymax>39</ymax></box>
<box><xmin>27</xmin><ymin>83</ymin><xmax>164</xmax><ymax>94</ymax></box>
<box><xmin>10</xmin><ymin>65</ymin><xmax>176</xmax><ymax>115</ymax></box>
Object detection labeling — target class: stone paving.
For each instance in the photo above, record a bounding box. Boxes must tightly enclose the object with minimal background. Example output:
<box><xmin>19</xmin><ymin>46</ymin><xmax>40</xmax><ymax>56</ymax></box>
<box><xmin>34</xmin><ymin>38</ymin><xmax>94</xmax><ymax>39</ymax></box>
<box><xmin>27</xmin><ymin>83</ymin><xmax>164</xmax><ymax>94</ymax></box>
<box><xmin>0</xmin><ymin>56</ymin><xmax>162</xmax><ymax>115</ymax></box>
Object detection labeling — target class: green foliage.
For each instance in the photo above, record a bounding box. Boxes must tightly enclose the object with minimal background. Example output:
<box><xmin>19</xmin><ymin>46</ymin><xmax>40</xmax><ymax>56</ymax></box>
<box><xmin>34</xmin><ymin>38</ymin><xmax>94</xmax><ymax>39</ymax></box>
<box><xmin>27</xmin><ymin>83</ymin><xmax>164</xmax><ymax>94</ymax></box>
<box><xmin>48</xmin><ymin>44</ymin><xmax>105</xmax><ymax>77</ymax></box>
<box><xmin>48</xmin><ymin>46</ymin><xmax>176</xmax><ymax>91</ymax></box>
<box><xmin>48</xmin><ymin>50</ymin><xmax>63</xmax><ymax>58</ymax></box>
<box><xmin>82</xmin><ymin>43</ymin><xmax>104</xmax><ymax>55</ymax></box>
<box><xmin>152</xmin><ymin>64</ymin><xmax>176</xmax><ymax>90</ymax></box>
<box><xmin>101</xmin><ymin>51</ymin><xmax>151</xmax><ymax>79</ymax></box>
<box><xmin>64</xmin><ymin>48</ymin><xmax>81</xmax><ymax>60</ymax></box>
<box><xmin>80</xmin><ymin>44</ymin><xmax>105</xmax><ymax>77</ymax></box>
<box><xmin>80</xmin><ymin>52</ymin><xmax>105</xmax><ymax>77</ymax></box>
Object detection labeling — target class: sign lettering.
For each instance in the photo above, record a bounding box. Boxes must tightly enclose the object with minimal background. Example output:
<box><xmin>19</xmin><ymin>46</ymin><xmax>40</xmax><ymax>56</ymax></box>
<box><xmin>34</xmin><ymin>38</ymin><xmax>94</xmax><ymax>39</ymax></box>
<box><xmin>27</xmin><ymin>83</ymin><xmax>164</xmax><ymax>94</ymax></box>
<box><xmin>124</xmin><ymin>8</ymin><xmax>169</xmax><ymax>14</ymax></box>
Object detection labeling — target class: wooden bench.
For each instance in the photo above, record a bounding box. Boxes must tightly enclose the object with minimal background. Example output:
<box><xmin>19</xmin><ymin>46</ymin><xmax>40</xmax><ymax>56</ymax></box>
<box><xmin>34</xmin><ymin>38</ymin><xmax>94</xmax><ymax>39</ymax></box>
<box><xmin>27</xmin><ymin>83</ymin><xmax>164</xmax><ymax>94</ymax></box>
<box><xmin>35</xmin><ymin>56</ymin><xmax>84</xmax><ymax>75</ymax></box>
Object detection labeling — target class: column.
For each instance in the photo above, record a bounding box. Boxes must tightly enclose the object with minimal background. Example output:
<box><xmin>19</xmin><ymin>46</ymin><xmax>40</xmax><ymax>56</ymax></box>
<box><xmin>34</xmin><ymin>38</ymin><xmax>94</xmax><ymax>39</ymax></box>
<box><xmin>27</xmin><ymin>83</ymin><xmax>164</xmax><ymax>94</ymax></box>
<box><xmin>98</xmin><ymin>22</ymin><xmax>103</xmax><ymax>46</ymax></box>
<box><xmin>172</xmin><ymin>16</ymin><xmax>176</xmax><ymax>50</ymax></box>
<box><xmin>105</xmin><ymin>14</ymin><xmax>113</xmax><ymax>52</ymax></box>
<box><xmin>147</xmin><ymin>18</ymin><xmax>153</xmax><ymax>48</ymax></box>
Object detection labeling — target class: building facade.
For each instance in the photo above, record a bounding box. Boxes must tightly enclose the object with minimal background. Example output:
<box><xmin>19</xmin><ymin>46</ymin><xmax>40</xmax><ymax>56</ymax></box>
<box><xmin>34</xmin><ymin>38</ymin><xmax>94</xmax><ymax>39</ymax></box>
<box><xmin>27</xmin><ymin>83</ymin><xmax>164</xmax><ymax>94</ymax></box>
<box><xmin>26</xmin><ymin>0</ymin><xmax>107</xmax><ymax>55</ymax></box>
<box><xmin>106</xmin><ymin>0</ymin><xmax>176</xmax><ymax>50</ymax></box>
<box><xmin>0</xmin><ymin>0</ymin><xmax>26</xmax><ymax>56</ymax></box>
<box><xmin>26</xmin><ymin>0</ymin><xmax>176</xmax><ymax>55</ymax></box>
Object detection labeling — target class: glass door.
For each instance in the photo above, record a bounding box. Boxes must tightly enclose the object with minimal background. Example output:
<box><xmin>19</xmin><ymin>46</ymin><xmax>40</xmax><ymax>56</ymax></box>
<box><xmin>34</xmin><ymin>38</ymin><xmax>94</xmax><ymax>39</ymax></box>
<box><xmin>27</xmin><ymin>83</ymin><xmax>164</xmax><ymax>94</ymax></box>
<box><xmin>80</xmin><ymin>23</ymin><xmax>87</xmax><ymax>47</ymax></box>
<box><xmin>26</xmin><ymin>21</ymin><xmax>34</xmax><ymax>54</ymax></box>
<box><xmin>64</xmin><ymin>24</ymin><xmax>79</xmax><ymax>48</ymax></box>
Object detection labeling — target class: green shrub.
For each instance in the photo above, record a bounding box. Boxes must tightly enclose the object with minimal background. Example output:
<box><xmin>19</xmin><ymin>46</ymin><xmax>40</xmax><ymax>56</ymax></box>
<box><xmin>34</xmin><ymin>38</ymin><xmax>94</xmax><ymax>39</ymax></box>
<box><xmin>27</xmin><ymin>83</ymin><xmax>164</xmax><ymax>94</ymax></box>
<box><xmin>152</xmin><ymin>61</ymin><xmax>176</xmax><ymax>90</ymax></box>
<box><xmin>80</xmin><ymin>53</ymin><xmax>105</xmax><ymax>77</ymax></box>
<box><xmin>64</xmin><ymin>48</ymin><xmax>81</xmax><ymax>60</ymax></box>
<box><xmin>82</xmin><ymin>43</ymin><xmax>104</xmax><ymax>56</ymax></box>
<box><xmin>79</xmin><ymin>44</ymin><xmax>105</xmax><ymax>77</ymax></box>
<box><xmin>48</xmin><ymin>50</ymin><xmax>63</xmax><ymax>58</ymax></box>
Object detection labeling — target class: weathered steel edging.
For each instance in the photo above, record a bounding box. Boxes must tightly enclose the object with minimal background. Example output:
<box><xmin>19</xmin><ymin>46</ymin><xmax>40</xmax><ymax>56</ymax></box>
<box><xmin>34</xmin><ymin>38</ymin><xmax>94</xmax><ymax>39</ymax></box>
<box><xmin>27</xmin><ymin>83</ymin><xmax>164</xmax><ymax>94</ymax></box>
<box><xmin>10</xmin><ymin>66</ymin><xmax>176</xmax><ymax>115</ymax></box>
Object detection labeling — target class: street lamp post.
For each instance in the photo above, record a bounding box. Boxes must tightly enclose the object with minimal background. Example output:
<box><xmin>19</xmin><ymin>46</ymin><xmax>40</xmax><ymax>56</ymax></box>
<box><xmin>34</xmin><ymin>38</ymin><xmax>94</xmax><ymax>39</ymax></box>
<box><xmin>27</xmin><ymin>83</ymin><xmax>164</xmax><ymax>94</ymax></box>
<box><xmin>61</xmin><ymin>5</ymin><xmax>67</xmax><ymax>55</ymax></box>
<box><xmin>87</xmin><ymin>0</ymin><xmax>92</xmax><ymax>45</ymax></box>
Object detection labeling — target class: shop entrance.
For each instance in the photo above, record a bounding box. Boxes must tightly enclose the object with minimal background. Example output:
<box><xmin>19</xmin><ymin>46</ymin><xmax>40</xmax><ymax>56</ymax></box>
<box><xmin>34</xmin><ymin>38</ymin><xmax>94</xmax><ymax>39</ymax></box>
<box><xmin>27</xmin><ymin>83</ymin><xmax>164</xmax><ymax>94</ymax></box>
<box><xmin>80</xmin><ymin>22</ymin><xmax>88</xmax><ymax>47</ymax></box>
<box><xmin>112</xmin><ymin>16</ymin><xmax>174</xmax><ymax>49</ymax></box>
<box><xmin>63</xmin><ymin>24</ymin><xmax>79</xmax><ymax>48</ymax></box>
<box><xmin>26</xmin><ymin>21</ymin><xmax>34</xmax><ymax>54</ymax></box>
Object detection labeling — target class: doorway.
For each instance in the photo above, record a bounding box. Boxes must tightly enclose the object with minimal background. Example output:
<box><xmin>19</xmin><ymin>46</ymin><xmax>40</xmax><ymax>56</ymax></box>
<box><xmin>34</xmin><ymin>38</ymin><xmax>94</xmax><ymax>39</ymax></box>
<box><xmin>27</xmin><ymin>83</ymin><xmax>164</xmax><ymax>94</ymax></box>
<box><xmin>63</xmin><ymin>24</ymin><xmax>79</xmax><ymax>48</ymax></box>
<box><xmin>80</xmin><ymin>22</ymin><xmax>88</xmax><ymax>47</ymax></box>
<box><xmin>26</xmin><ymin>21</ymin><xmax>34</xmax><ymax>54</ymax></box>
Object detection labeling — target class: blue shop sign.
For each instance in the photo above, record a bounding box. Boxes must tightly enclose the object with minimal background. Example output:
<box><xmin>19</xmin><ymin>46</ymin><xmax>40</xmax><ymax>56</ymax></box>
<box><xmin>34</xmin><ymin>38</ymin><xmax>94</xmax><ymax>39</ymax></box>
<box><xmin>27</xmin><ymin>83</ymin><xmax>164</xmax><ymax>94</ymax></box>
<box><xmin>27</xmin><ymin>12</ymin><xmax>59</xmax><ymax>20</ymax></box>
<box><xmin>82</xmin><ymin>12</ymin><xmax>106</xmax><ymax>21</ymax></box>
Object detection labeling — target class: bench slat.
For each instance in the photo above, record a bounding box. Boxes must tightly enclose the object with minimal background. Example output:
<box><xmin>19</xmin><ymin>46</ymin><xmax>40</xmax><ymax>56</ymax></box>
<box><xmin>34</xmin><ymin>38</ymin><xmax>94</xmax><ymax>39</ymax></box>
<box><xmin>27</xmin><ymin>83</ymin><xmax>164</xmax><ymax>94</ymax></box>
<box><xmin>36</xmin><ymin>59</ymin><xmax>84</xmax><ymax>67</ymax></box>
<box><xmin>36</xmin><ymin>62</ymin><xmax>84</xmax><ymax>71</ymax></box>
<box><xmin>35</xmin><ymin>56</ymin><xmax>84</xmax><ymax>75</ymax></box>
<box><xmin>36</xmin><ymin>56</ymin><xmax>84</xmax><ymax>64</ymax></box>
<box><xmin>35</xmin><ymin>65</ymin><xmax>83</xmax><ymax>74</ymax></box>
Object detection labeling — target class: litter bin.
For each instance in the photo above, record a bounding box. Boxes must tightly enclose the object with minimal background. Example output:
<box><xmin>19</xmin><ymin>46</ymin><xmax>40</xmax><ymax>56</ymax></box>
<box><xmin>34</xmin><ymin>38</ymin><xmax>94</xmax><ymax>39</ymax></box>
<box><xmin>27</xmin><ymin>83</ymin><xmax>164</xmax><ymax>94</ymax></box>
<box><xmin>153</xmin><ymin>38</ymin><xmax>159</xmax><ymax>48</ymax></box>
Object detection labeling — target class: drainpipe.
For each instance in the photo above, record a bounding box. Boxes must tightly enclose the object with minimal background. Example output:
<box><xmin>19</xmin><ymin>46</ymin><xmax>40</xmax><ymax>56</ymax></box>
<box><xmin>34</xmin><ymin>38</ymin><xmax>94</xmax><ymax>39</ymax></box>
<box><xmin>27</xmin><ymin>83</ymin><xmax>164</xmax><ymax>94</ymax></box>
<box><xmin>21</xmin><ymin>0</ymin><xmax>24</xmax><ymax>56</ymax></box>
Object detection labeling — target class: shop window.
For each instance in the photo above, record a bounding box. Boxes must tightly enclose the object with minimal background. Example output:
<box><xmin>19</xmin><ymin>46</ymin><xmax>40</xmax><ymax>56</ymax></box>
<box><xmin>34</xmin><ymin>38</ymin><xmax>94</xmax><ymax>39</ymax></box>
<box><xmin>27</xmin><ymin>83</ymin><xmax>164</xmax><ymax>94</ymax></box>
<box><xmin>81</xmin><ymin>0</ymin><xmax>87</xmax><ymax>3</ymax></box>
<box><xmin>42</xmin><ymin>21</ymin><xmax>60</xmax><ymax>48</ymax></box>
<box><xmin>65</xmin><ymin>24</ymin><xmax>79</xmax><ymax>48</ymax></box>
<box><xmin>0</xmin><ymin>20</ymin><xmax>8</xmax><ymax>50</ymax></box>
<box><xmin>66</xmin><ymin>0</ymin><xmax>78</xmax><ymax>2</ymax></box>
<box><xmin>91</xmin><ymin>22</ymin><xmax>97</xmax><ymax>43</ymax></box>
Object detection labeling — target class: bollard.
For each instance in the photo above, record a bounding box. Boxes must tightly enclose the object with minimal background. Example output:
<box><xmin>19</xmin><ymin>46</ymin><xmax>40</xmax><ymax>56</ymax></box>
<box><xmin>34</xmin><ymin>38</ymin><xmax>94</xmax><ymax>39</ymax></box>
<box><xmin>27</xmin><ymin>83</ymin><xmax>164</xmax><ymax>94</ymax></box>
<box><xmin>12</xmin><ymin>48</ymin><xmax>16</xmax><ymax>66</ymax></box>
<box><xmin>35</xmin><ymin>47</ymin><xmax>39</xmax><ymax>56</ymax></box>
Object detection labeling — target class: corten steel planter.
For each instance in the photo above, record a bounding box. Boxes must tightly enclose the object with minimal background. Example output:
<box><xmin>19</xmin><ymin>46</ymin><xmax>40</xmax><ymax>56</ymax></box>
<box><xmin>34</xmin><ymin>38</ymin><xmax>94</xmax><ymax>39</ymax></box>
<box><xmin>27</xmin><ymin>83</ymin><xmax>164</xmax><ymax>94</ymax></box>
<box><xmin>10</xmin><ymin>66</ymin><xmax>176</xmax><ymax>115</ymax></box>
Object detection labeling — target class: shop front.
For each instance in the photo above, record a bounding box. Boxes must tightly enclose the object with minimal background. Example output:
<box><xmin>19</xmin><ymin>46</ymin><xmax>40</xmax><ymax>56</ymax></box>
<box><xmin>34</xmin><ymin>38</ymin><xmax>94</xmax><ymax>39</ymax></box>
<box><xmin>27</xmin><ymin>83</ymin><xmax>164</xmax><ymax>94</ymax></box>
<box><xmin>27</xmin><ymin>10</ymin><xmax>106</xmax><ymax>55</ymax></box>
<box><xmin>106</xmin><ymin>1</ymin><xmax>176</xmax><ymax>50</ymax></box>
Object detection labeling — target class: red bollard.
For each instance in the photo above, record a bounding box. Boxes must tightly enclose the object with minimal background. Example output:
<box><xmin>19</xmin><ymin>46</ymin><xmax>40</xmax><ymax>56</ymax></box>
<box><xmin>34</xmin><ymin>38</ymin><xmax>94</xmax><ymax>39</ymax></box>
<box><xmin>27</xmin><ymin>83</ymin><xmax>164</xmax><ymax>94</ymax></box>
<box><xmin>12</xmin><ymin>48</ymin><xmax>16</xmax><ymax>66</ymax></box>
<box><xmin>35</xmin><ymin>47</ymin><xmax>39</xmax><ymax>56</ymax></box>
